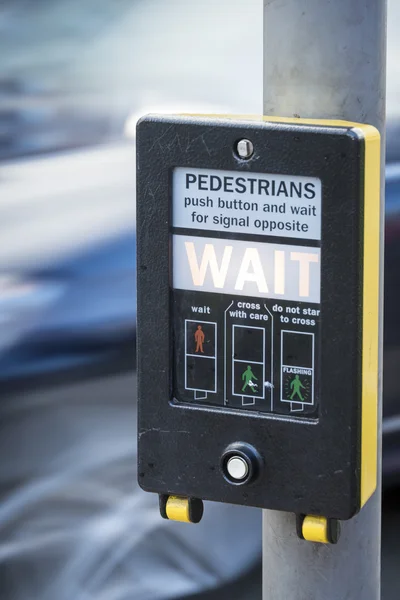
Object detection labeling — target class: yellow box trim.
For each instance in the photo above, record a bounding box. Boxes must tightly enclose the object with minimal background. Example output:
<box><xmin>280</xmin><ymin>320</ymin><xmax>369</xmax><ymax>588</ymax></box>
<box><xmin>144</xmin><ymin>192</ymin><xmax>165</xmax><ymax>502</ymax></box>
<box><xmin>165</xmin><ymin>496</ymin><xmax>191</xmax><ymax>523</ymax></box>
<box><xmin>302</xmin><ymin>515</ymin><xmax>329</xmax><ymax>544</ymax></box>
<box><xmin>179</xmin><ymin>113</ymin><xmax>372</xmax><ymax>130</ymax></box>
<box><xmin>353</xmin><ymin>125</ymin><xmax>381</xmax><ymax>506</ymax></box>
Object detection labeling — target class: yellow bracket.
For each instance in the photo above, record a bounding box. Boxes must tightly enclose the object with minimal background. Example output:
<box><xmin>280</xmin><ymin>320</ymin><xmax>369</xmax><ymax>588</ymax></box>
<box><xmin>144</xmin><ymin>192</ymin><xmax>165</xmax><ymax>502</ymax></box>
<box><xmin>297</xmin><ymin>514</ymin><xmax>341</xmax><ymax>544</ymax></box>
<box><xmin>159</xmin><ymin>494</ymin><xmax>204</xmax><ymax>524</ymax></box>
<box><xmin>302</xmin><ymin>515</ymin><xmax>330</xmax><ymax>543</ymax></box>
<box><xmin>166</xmin><ymin>496</ymin><xmax>191</xmax><ymax>523</ymax></box>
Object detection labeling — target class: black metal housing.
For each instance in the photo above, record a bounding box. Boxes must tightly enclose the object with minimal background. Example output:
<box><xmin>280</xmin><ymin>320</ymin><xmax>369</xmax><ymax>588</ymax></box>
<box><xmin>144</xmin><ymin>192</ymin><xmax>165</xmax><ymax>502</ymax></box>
<box><xmin>137</xmin><ymin>115</ymin><xmax>365</xmax><ymax>520</ymax></box>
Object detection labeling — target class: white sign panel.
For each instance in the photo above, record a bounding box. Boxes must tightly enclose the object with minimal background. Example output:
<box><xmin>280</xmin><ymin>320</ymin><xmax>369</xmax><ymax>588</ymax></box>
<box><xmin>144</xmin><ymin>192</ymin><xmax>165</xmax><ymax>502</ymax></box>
<box><xmin>173</xmin><ymin>234</ymin><xmax>321</xmax><ymax>304</ymax></box>
<box><xmin>172</xmin><ymin>167</ymin><xmax>321</xmax><ymax>241</ymax></box>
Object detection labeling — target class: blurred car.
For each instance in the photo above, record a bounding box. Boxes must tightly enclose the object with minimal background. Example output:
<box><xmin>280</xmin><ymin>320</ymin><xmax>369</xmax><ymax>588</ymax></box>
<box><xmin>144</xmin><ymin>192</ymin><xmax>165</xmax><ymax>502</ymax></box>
<box><xmin>0</xmin><ymin>142</ymin><xmax>136</xmax><ymax>389</ymax></box>
<box><xmin>383</xmin><ymin>156</ymin><xmax>400</xmax><ymax>485</ymax></box>
<box><xmin>0</xmin><ymin>229</ymin><xmax>136</xmax><ymax>385</ymax></box>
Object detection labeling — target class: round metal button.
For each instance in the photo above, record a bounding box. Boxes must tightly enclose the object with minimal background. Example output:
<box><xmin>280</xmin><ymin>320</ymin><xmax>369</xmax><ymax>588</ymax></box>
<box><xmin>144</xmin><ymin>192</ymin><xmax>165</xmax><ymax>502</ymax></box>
<box><xmin>226</xmin><ymin>455</ymin><xmax>249</xmax><ymax>480</ymax></box>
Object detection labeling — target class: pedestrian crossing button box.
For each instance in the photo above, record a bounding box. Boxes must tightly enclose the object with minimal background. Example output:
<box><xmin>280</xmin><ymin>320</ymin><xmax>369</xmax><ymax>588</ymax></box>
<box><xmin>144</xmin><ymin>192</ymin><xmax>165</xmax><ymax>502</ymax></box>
<box><xmin>136</xmin><ymin>114</ymin><xmax>381</xmax><ymax>530</ymax></box>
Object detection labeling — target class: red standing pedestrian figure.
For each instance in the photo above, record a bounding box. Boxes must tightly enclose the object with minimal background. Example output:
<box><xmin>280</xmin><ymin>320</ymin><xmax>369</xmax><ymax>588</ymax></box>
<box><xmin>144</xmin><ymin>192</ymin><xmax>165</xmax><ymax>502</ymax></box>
<box><xmin>194</xmin><ymin>325</ymin><xmax>205</xmax><ymax>353</ymax></box>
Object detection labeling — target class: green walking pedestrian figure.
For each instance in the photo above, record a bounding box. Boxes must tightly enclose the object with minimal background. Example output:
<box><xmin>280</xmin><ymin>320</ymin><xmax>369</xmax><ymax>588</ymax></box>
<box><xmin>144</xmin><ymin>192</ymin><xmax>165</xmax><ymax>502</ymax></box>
<box><xmin>290</xmin><ymin>374</ymin><xmax>305</xmax><ymax>401</ymax></box>
<box><xmin>242</xmin><ymin>365</ymin><xmax>258</xmax><ymax>392</ymax></box>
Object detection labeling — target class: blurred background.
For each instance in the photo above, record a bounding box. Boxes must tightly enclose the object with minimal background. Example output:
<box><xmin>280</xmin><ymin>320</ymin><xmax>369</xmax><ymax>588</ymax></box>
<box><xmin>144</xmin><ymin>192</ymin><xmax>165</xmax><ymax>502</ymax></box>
<box><xmin>0</xmin><ymin>0</ymin><xmax>399</xmax><ymax>598</ymax></box>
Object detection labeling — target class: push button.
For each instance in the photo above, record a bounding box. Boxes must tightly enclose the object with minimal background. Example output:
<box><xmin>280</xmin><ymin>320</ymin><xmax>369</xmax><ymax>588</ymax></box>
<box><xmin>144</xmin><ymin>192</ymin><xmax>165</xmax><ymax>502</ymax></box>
<box><xmin>226</xmin><ymin>456</ymin><xmax>249</xmax><ymax>481</ymax></box>
<box><xmin>221</xmin><ymin>442</ymin><xmax>262</xmax><ymax>485</ymax></box>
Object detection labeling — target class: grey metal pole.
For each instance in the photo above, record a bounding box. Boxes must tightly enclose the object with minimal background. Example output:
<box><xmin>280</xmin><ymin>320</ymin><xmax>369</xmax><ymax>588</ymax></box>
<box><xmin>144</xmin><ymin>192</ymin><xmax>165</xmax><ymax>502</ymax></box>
<box><xmin>263</xmin><ymin>1</ymin><xmax>386</xmax><ymax>599</ymax></box>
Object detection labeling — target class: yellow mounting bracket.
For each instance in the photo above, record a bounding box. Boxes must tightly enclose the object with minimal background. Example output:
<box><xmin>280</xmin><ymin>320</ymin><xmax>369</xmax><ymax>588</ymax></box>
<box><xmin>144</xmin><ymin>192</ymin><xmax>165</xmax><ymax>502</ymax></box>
<box><xmin>296</xmin><ymin>514</ymin><xmax>341</xmax><ymax>544</ymax></box>
<box><xmin>159</xmin><ymin>495</ymin><xmax>204</xmax><ymax>524</ymax></box>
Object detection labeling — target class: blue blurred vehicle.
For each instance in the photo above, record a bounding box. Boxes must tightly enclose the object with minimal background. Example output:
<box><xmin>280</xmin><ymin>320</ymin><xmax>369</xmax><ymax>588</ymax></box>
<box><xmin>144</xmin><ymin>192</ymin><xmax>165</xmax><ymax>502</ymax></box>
<box><xmin>0</xmin><ymin>229</ymin><xmax>136</xmax><ymax>383</ymax></box>
<box><xmin>383</xmin><ymin>156</ymin><xmax>400</xmax><ymax>484</ymax></box>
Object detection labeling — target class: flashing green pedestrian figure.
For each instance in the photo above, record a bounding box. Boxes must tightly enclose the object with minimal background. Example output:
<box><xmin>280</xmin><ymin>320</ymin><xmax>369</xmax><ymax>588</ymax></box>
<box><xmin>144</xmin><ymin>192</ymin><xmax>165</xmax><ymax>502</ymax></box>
<box><xmin>242</xmin><ymin>365</ymin><xmax>258</xmax><ymax>392</ymax></box>
<box><xmin>290</xmin><ymin>374</ymin><xmax>305</xmax><ymax>401</ymax></box>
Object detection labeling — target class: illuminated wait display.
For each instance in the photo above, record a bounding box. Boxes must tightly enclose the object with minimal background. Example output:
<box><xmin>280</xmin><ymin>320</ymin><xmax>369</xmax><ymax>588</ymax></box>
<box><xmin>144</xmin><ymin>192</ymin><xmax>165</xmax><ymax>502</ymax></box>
<box><xmin>173</xmin><ymin>235</ymin><xmax>320</xmax><ymax>303</ymax></box>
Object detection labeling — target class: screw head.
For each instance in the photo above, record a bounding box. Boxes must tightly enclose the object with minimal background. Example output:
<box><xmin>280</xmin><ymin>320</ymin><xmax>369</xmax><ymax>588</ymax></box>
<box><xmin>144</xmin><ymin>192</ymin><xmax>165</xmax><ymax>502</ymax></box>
<box><xmin>236</xmin><ymin>139</ymin><xmax>254</xmax><ymax>159</ymax></box>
